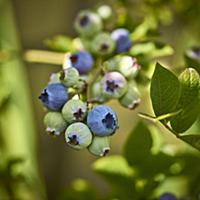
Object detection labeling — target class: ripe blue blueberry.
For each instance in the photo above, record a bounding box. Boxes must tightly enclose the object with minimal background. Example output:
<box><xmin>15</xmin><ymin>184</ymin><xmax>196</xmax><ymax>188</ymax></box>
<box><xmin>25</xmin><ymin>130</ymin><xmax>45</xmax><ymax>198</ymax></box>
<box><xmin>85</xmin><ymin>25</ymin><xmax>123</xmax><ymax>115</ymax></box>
<box><xmin>87</xmin><ymin>105</ymin><xmax>118</xmax><ymax>136</ymax></box>
<box><xmin>101</xmin><ymin>72</ymin><xmax>128</xmax><ymax>99</ymax></box>
<box><xmin>159</xmin><ymin>193</ymin><xmax>177</xmax><ymax>200</ymax></box>
<box><xmin>186</xmin><ymin>47</ymin><xmax>200</xmax><ymax>61</ymax></box>
<box><xmin>111</xmin><ymin>28</ymin><xmax>131</xmax><ymax>53</ymax></box>
<box><xmin>65</xmin><ymin>122</ymin><xmax>93</xmax><ymax>150</ymax></box>
<box><xmin>64</xmin><ymin>51</ymin><xmax>93</xmax><ymax>74</ymax></box>
<box><xmin>39</xmin><ymin>83</ymin><xmax>68</xmax><ymax>111</ymax></box>
<box><xmin>74</xmin><ymin>10</ymin><xmax>102</xmax><ymax>37</ymax></box>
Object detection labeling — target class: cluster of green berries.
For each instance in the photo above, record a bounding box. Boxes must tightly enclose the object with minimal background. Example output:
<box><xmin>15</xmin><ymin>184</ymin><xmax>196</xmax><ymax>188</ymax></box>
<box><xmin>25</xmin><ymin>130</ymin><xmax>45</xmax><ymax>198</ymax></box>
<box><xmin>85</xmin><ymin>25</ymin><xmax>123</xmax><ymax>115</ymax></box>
<box><xmin>39</xmin><ymin>5</ymin><xmax>141</xmax><ymax>156</ymax></box>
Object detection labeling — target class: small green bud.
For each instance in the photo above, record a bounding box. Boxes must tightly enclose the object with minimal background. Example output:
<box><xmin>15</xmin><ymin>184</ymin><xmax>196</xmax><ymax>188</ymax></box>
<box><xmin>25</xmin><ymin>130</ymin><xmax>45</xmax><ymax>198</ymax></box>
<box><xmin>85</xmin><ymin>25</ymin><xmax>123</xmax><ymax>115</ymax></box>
<box><xmin>44</xmin><ymin>112</ymin><xmax>67</xmax><ymax>136</ymax></box>
<box><xmin>65</xmin><ymin>122</ymin><xmax>93</xmax><ymax>150</ymax></box>
<box><xmin>119</xmin><ymin>81</ymin><xmax>141</xmax><ymax>109</ymax></box>
<box><xmin>74</xmin><ymin>10</ymin><xmax>102</xmax><ymax>37</ymax></box>
<box><xmin>62</xmin><ymin>99</ymin><xmax>87</xmax><ymax>123</ymax></box>
<box><xmin>61</xmin><ymin>67</ymin><xmax>80</xmax><ymax>87</ymax></box>
<box><xmin>88</xmin><ymin>136</ymin><xmax>110</xmax><ymax>156</ymax></box>
<box><xmin>91</xmin><ymin>32</ymin><xmax>115</xmax><ymax>55</ymax></box>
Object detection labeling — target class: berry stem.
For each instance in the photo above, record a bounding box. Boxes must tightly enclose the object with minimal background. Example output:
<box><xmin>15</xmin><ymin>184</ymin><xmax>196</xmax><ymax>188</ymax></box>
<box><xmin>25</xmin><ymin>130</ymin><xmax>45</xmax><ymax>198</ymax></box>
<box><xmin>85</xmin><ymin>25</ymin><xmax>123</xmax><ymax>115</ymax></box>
<box><xmin>86</xmin><ymin>58</ymin><xmax>103</xmax><ymax>101</ymax></box>
<box><xmin>24</xmin><ymin>49</ymin><xmax>68</xmax><ymax>65</ymax></box>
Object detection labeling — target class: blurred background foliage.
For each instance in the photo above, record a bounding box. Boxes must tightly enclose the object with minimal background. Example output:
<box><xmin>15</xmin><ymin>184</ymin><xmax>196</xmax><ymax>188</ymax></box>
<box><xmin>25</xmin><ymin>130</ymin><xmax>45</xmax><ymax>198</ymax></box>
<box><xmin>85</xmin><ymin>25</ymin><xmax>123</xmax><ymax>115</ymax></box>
<box><xmin>0</xmin><ymin>0</ymin><xmax>200</xmax><ymax>199</ymax></box>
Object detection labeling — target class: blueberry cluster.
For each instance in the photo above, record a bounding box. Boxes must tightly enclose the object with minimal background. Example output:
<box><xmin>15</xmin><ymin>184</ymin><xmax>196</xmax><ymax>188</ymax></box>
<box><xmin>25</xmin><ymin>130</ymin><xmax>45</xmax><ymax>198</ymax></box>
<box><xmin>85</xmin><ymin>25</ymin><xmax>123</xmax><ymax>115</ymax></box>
<box><xmin>39</xmin><ymin>5</ymin><xmax>141</xmax><ymax>156</ymax></box>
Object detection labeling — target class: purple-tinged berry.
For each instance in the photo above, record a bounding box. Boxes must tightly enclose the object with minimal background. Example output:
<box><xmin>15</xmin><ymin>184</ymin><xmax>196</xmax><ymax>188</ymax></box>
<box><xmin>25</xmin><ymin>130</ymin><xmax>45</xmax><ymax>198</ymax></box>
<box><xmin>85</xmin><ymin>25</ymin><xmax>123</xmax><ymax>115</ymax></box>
<box><xmin>63</xmin><ymin>51</ymin><xmax>93</xmax><ymax>74</ymax></box>
<box><xmin>74</xmin><ymin>11</ymin><xmax>102</xmax><ymax>37</ymax></box>
<box><xmin>88</xmin><ymin>136</ymin><xmax>110</xmax><ymax>156</ymax></box>
<box><xmin>186</xmin><ymin>47</ymin><xmax>200</xmax><ymax>61</ymax></box>
<box><xmin>159</xmin><ymin>193</ymin><xmax>177</xmax><ymax>200</ymax></box>
<box><xmin>87</xmin><ymin>105</ymin><xmax>118</xmax><ymax>136</ymax></box>
<box><xmin>101</xmin><ymin>72</ymin><xmax>127</xmax><ymax>99</ymax></box>
<box><xmin>111</xmin><ymin>28</ymin><xmax>131</xmax><ymax>53</ymax></box>
<box><xmin>91</xmin><ymin>32</ymin><xmax>115</xmax><ymax>55</ymax></box>
<box><xmin>119</xmin><ymin>81</ymin><xmax>141</xmax><ymax>109</ymax></box>
<box><xmin>39</xmin><ymin>83</ymin><xmax>68</xmax><ymax>111</ymax></box>
<box><xmin>65</xmin><ymin>122</ymin><xmax>92</xmax><ymax>150</ymax></box>
<box><xmin>44</xmin><ymin>112</ymin><xmax>67</xmax><ymax>136</ymax></box>
<box><xmin>62</xmin><ymin>99</ymin><xmax>87</xmax><ymax>123</ymax></box>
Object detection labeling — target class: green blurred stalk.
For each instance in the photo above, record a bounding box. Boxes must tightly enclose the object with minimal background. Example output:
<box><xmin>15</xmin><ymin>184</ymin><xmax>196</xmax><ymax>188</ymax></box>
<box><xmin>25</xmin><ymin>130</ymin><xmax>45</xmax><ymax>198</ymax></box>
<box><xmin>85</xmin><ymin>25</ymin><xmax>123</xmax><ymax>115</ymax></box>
<box><xmin>0</xmin><ymin>0</ymin><xmax>46</xmax><ymax>199</ymax></box>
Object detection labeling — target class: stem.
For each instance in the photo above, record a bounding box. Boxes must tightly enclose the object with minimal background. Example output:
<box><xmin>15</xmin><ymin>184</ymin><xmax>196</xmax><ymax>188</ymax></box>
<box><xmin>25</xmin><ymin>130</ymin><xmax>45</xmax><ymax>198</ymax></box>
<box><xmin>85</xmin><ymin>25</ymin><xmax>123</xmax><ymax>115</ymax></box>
<box><xmin>86</xmin><ymin>58</ymin><xmax>103</xmax><ymax>101</ymax></box>
<box><xmin>24</xmin><ymin>49</ymin><xmax>67</xmax><ymax>65</ymax></box>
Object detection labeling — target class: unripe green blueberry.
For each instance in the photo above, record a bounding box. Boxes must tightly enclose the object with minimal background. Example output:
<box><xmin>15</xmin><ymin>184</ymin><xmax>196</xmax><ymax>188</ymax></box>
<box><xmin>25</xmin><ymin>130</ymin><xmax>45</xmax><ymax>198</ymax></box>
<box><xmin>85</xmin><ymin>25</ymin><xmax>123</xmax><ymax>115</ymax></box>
<box><xmin>61</xmin><ymin>67</ymin><xmax>80</xmax><ymax>87</ymax></box>
<box><xmin>91</xmin><ymin>32</ymin><xmax>115</xmax><ymax>55</ymax></box>
<box><xmin>119</xmin><ymin>81</ymin><xmax>141</xmax><ymax>109</ymax></box>
<box><xmin>104</xmin><ymin>56</ymin><xmax>140</xmax><ymax>78</ymax></box>
<box><xmin>88</xmin><ymin>136</ymin><xmax>110</xmax><ymax>156</ymax></box>
<box><xmin>74</xmin><ymin>10</ymin><xmax>102</xmax><ymax>37</ymax></box>
<box><xmin>101</xmin><ymin>71</ymin><xmax>128</xmax><ymax>99</ymax></box>
<box><xmin>44</xmin><ymin>112</ymin><xmax>67</xmax><ymax>136</ymax></box>
<box><xmin>62</xmin><ymin>99</ymin><xmax>87</xmax><ymax>123</ymax></box>
<box><xmin>90</xmin><ymin>81</ymin><xmax>107</xmax><ymax>103</ymax></box>
<box><xmin>65</xmin><ymin>122</ymin><xmax>92</xmax><ymax>150</ymax></box>
<box><xmin>49</xmin><ymin>72</ymin><xmax>61</xmax><ymax>84</ymax></box>
<box><xmin>97</xmin><ymin>5</ymin><xmax>112</xmax><ymax>20</ymax></box>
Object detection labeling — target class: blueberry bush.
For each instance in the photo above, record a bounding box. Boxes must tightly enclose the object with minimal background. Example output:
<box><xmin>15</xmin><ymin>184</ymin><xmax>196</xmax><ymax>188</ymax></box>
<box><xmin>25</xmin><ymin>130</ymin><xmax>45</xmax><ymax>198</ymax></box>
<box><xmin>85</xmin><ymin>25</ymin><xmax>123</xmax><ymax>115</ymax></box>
<box><xmin>1</xmin><ymin>0</ymin><xmax>200</xmax><ymax>199</ymax></box>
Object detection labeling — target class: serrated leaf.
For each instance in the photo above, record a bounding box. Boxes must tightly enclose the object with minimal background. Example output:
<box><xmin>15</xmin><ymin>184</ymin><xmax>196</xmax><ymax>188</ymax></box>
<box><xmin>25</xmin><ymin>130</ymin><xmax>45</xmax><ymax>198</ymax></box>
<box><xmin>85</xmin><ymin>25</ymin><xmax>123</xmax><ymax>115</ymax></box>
<box><xmin>150</xmin><ymin>63</ymin><xmax>181</xmax><ymax>116</ymax></box>
<box><xmin>179</xmin><ymin>135</ymin><xmax>200</xmax><ymax>151</ymax></box>
<box><xmin>92</xmin><ymin>155</ymin><xmax>135</xmax><ymax>198</ymax></box>
<box><xmin>170</xmin><ymin>68</ymin><xmax>200</xmax><ymax>133</ymax></box>
<box><xmin>123</xmin><ymin>122</ymin><xmax>153</xmax><ymax>167</ymax></box>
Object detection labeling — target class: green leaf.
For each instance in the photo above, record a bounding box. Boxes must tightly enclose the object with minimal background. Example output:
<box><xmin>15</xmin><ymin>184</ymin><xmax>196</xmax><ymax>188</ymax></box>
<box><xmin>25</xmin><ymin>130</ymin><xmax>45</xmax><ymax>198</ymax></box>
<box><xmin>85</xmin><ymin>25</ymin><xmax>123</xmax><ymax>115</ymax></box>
<box><xmin>129</xmin><ymin>42</ymin><xmax>174</xmax><ymax>59</ymax></box>
<box><xmin>170</xmin><ymin>68</ymin><xmax>200</xmax><ymax>133</ymax></box>
<box><xmin>123</xmin><ymin>122</ymin><xmax>153</xmax><ymax>167</ymax></box>
<box><xmin>179</xmin><ymin>135</ymin><xmax>200</xmax><ymax>151</ymax></box>
<box><xmin>44</xmin><ymin>35</ymin><xmax>73</xmax><ymax>52</ymax></box>
<box><xmin>150</xmin><ymin>63</ymin><xmax>181</xmax><ymax>116</ymax></box>
<box><xmin>92</xmin><ymin>155</ymin><xmax>135</xmax><ymax>198</ymax></box>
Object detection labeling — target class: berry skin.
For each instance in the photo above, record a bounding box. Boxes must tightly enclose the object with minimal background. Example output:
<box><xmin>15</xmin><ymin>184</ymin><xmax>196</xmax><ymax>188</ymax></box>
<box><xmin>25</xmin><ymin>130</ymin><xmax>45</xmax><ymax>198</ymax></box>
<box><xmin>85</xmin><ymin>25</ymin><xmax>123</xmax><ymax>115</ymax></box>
<box><xmin>39</xmin><ymin>83</ymin><xmax>68</xmax><ymax>111</ymax></box>
<box><xmin>186</xmin><ymin>47</ymin><xmax>200</xmax><ymax>61</ymax></box>
<box><xmin>87</xmin><ymin>105</ymin><xmax>118</xmax><ymax>136</ymax></box>
<box><xmin>101</xmin><ymin>72</ymin><xmax>128</xmax><ymax>99</ymax></box>
<box><xmin>65</xmin><ymin>122</ymin><xmax>92</xmax><ymax>150</ymax></box>
<box><xmin>159</xmin><ymin>193</ymin><xmax>177</xmax><ymax>200</ymax></box>
<box><xmin>61</xmin><ymin>67</ymin><xmax>80</xmax><ymax>87</ymax></box>
<box><xmin>97</xmin><ymin>5</ymin><xmax>112</xmax><ymax>20</ymax></box>
<box><xmin>64</xmin><ymin>51</ymin><xmax>93</xmax><ymax>75</ymax></box>
<box><xmin>111</xmin><ymin>28</ymin><xmax>131</xmax><ymax>53</ymax></box>
<box><xmin>88</xmin><ymin>136</ymin><xmax>110</xmax><ymax>156</ymax></box>
<box><xmin>119</xmin><ymin>81</ymin><xmax>141</xmax><ymax>109</ymax></box>
<box><xmin>49</xmin><ymin>72</ymin><xmax>61</xmax><ymax>84</ymax></box>
<box><xmin>62</xmin><ymin>99</ymin><xmax>87</xmax><ymax>123</ymax></box>
<box><xmin>44</xmin><ymin>112</ymin><xmax>67</xmax><ymax>136</ymax></box>
<box><xmin>74</xmin><ymin>10</ymin><xmax>102</xmax><ymax>37</ymax></box>
<box><xmin>91</xmin><ymin>32</ymin><xmax>115</xmax><ymax>55</ymax></box>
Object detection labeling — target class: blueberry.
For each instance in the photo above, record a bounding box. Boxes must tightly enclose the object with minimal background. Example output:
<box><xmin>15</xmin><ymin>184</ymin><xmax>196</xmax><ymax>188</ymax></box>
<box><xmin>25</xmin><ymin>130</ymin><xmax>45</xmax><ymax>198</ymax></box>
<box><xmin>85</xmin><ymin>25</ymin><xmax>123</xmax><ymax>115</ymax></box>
<box><xmin>65</xmin><ymin>122</ymin><xmax>93</xmax><ymax>150</ymax></box>
<box><xmin>62</xmin><ymin>99</ymin><xmax>87</xmax><ymax>123</ymax></box>
<box><xmin>64</xmin><ymin>51</ymin><xmax>93</xmax><ymax>74</ymax></box>
<box><xmin>87</xmin><ymin>105</ymin><xmax>118</xmax><ymax>136</ymax></box>
<box><xmin>88</xmin><ymin>136</ymin><xmax>110</xmax><ymax>156</ymax></box>
<box><xmin>44</xmin><ymin>112</ymin><xmax>67</xmax><ymax>136</ymax></box>
<box><xmin>159</xmin><ymin>193</ymin><xmax>177</xmax><ymax>200</ymax></box>
<box><xmin>111</xmin><ymin>28</ymin><xmax>131</xmax><ymax>53</ymax></box>
<box><xmin>39</xmin><ymin>83</ymin><xmax>68</xmax><ymax>111</ymax></box>
<box><xmin>74</xmin><ymin>10</ymin><xmax>102</xmax><ymax>37</ymax></box>
<box><xmin>91</xmin><ymin>32</ymin><xmax>115</xmax><ymax>55</ymax></box>
<box><xmin>186</xmin><ymin>47</ymin><xmax>200</xmax><ymax>61</ymax></box>
<box><xmin>101</xmin><ymin>72</ymin><xmax>128</xmax><ymax>99</ymax></box>
<box><xmin>119</xmin><ymin>81</ymin><xmax>141</xmax><ymax>109</ymax></box>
